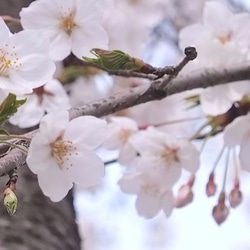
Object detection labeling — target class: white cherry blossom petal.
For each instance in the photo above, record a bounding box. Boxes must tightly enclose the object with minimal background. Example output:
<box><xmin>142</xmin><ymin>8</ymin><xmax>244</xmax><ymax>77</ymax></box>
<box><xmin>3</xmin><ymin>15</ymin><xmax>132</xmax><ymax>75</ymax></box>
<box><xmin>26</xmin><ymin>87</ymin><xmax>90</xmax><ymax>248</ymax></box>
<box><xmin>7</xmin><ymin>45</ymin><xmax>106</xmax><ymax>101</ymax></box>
<box><xmin>20</xmin><ymin>0</ymin><xmax>108</xmax><ymax>60</ymax></box>
<box><xmin>224</xmin><ymin>115</ymin><xmax>249</xmax><ymax>146</ymax></box>
<box><xmin>20</xmin><ymin>0</ymin><xmax>61</xmax><ymax>28</ymax></box>
<box><xmin>37</xmin><ymin>166</ymin><xmax>73</xmax><ymax>202</ymax></box>
<box><xmin>71</xmin><ymin>24</ymin><xmax>108</xmax><ymax>59</ymax></box>
<box><xmin>130</xmin><ymin>132</ymin><xmax>163</xmax><ymax>156</ymax></box>
<box><xmin>9</xmin><ymin>95</ymin><xmax>44</xmax><ymax>128</ymax></box>
<box><xmin>43</xmin><ymin>79</ymin><xmax>70</xmax><ymax>112</ymax></box>
<box><xmin>178</xmin><ymin>140</ymin><xmax>200</xmax><ymax>173</ymax></box>
<box><xmin>118</xmin><ymin>142</ymin><xmax>137</xmax><ymax>166</ymax></box>
<box><xmin>0</xmin><ymin>25</ymin><xmax>55</xmax><ymax>95</ymax></box>
<box><xmin>47</xmin><ymin>29</ymin><xmax>72</xmax><ymax>61</ymax></box>
<box><xmin>118</xmin><ymin>173</ymin><xmax>142</xmax><ymax>194</ymax></box>
<box><xmin>239</xmin><ymin>138</ymin><xmax>250</xmax><ymax>172</ymax></box>
<box><xmin>26</xmin><ymin>133</ymin><xmax>55</xmax><ymax>174</ymax></box>
<box><xmin>162</xmin><ymin>190</ymin><xmax>174</xmax><ymax>217</ymax></box>
<box><xmin>136</xmin><ymin>157</ymin><xmax>182</xmax><ymax>188</ymax></box>
<box><xmin>61</xmin><ymin>148</ymin><xmax>104</xmax><ymax>187</ymax></box>
<box><xmin>136</xmin><ymin>192</ymin><xmax>161</xmax><ymax>219</ymax></box>
<box><xmin>75</xmin><ymin>0</ymin><xmax>102</xmax><ymax>22</ymax></box>
<box><xmin>104</xmin><ymin>116</ymin><xmax>138</xmax><ymax>149</ymax></box>
<box><xmin>203</xmin><ymin>1</ymin><xmax>233</xmax><ymax>30</ymax></box>
<box><xmin>200</xmin><ymin>85</ymin><xmax>234</xmax><ymax>116</ymax></box>
<box><xmin>179</xmin><ymin>23</ymin><xmax>205</xmax><ymax>49</ymax></box>
<box><xmin>9</xmin><ymin>30</ymin><xmax>50</xmax><ymax>57</ymax></box>
<box><xmin>63</xmin><ymin>116</ymin><xmax>107</xmax><ymax>150</ymax></box>
<box><xmin>39</xmin><ymin>111</ymin><xmax>69</xmax><ymax>144</ymax></box>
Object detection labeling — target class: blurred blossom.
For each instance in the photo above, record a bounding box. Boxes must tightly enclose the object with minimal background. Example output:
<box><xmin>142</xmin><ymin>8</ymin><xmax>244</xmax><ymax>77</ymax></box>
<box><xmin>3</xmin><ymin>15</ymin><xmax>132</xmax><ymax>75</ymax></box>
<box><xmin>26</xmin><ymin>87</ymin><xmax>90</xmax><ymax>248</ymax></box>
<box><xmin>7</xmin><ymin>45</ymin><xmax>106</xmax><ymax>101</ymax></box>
<box><xmin>130</xmin><ymin>127</ymin><xmax>200</xmax><ymax>182</ymax></box>
<box><xmin>119</xmin><ymin>172</ymin><xmax>174</xmax><ymax>218</ymax></box>
<box><xmin>69</xmin><ymin>74</ymin><xmax>113</xmax><ymax>107</ymax></box>
<box><xmin>179</xmin><ymin>1</ymin><xmax>250</xmax><ymax>116</ymax></box>
<box><xmin>10</xmin><ymin>79</ymin><xmax>70</xmax><ymax>128</ymax></box>
<box><xmin>224</xmin><ymin>114</ymin><xmax>250</xmax><ymax>172</ymax></box>
<box><xmin>103</xmin><ymin>116</ymin><xmax>139</xmax><ymax>166</ymax></box>
<box><xmin>20</xmin><ymin>0</ymin><xmax>108</xmax><ymax>61</ymax></box>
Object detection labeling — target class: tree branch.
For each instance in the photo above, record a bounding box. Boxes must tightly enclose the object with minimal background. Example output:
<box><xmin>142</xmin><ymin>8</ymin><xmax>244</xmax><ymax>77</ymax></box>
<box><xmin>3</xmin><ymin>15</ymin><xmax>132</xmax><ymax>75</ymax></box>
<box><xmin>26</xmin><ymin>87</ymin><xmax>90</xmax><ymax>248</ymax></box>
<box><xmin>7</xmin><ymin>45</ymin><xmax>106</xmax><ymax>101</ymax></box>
<box><xmin>69</xmin><ymin>63</ymin><xmax>250</xmax><ymax>119</ymax></box>
<box><xmin>0</xmin><ymin>148</ymin><xmax>26</xmax><ymax>177</ymax></box>
<box><xmin>2</xmin><ymin>62</ymin><xmax>250</xmax><ymax>177</ymax></box>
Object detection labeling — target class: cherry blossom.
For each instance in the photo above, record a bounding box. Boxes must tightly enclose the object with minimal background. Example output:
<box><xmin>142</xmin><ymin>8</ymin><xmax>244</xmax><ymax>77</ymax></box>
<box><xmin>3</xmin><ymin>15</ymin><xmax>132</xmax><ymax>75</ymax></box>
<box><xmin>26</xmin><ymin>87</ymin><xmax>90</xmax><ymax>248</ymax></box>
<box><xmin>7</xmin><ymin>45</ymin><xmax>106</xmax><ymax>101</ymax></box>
<box><xmin>20</xmin><ymin>0</ymin><xmax>109</xmax><ymax>61</ymax></box>
<box><xmin>69</xmin><ymin>74</ymin><xmax>113</xmax><ymax>107</ymax></box>
<box><xmin>130</xmin><ymin>127</ymin><xmax>200</xmax><ymax>183</ymax></box>
<box><xmin>223</xmin><ymin>114</ymin><xmax>250</xmax><ymax>171</ymax></box>
<box><xmin>195</xmin><ymin>41</ymin><xmax>250</xmax><ymax>116</ymax></box>
<box><xmin>103</xmin><ymin>116</ymin><xmax>139</xmax><ymax>165</ymax></box>
<box><xmin>179</xmin><ymin>1</ymin><xmax>250</xmax><ymax>51</ymax></box>
<box><xmin>26</xmin><ymin>111</ymin><xmax>107</xmax><ymax>202</ymax></box>
<box><xmin>118</xmin><ymin>172</ymin><xmax>174</xmax><ymax>218</ymax></box>
<box><xmin>0</xmin><ymin>17</ymin><xmax>55</xmax><ymax>95</ymax></box>
<box><xmin>9</xmin><ymin>79</ymin><xmax>70</xmax><ymax>128</ymax></box>
<box><xmin>179</xmin><ymin>1</ymin><xmax>250</xmax><ymax>116</ymax></box>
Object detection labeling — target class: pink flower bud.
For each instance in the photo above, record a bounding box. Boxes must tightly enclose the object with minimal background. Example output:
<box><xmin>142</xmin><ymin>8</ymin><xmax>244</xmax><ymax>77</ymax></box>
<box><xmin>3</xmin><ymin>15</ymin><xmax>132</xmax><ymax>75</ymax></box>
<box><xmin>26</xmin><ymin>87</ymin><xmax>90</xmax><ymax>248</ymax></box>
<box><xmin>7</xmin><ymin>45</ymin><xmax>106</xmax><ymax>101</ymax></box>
<box><xmin>212</xmin><ymin>192</ymin><xmax>229</xmax><ymax>225</ymax></box>
<box><xmin>206</xmin><ymin>172</ymin><xmax>217</xmax><ymax>197</ymax></box>
<box><xmin>229</xmin><ymin>188</ymin><xmax>242</xmax><ymax>208</ymax></box>
<box><xmin>174</xmin><ymin>184</ymin><xmax>193</xmax><ymax>208</ymax></box>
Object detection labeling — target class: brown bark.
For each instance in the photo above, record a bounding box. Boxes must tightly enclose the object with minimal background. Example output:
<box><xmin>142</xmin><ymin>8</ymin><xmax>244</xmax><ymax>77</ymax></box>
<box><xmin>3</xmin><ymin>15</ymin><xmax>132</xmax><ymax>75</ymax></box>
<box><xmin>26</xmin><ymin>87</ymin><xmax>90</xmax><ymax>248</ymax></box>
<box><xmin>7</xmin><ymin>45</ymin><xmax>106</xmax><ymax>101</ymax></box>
<box><xmin>0</xmin><ymin>166</ymin><xmax>81</xmax><ymax>250</ymax></box>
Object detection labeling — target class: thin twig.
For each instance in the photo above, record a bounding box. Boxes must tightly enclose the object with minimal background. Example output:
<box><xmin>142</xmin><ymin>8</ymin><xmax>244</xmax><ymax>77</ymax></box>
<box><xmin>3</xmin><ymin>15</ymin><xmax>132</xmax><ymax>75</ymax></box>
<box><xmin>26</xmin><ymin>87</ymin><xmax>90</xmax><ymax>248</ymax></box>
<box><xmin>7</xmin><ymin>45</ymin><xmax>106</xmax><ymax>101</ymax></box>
<box><xmin>1</xmin><ymin>15</ymin><xmax>21</xmax><ymax>24</ymax></box>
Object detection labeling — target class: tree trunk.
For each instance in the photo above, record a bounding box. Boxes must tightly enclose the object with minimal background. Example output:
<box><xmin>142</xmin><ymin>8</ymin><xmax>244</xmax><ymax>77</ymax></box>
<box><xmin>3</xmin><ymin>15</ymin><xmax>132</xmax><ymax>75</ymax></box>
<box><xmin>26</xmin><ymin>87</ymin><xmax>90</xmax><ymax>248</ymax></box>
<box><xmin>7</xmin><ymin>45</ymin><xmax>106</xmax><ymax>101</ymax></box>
<box><xmin>0</xmin><ymin>2</ymin><xmax>82</xmax><ymax>249</ymax></box>
<box><xmin>0</xmin><ymin>166</ymin><xmax>81</xmax><ymax>250</ymax></box>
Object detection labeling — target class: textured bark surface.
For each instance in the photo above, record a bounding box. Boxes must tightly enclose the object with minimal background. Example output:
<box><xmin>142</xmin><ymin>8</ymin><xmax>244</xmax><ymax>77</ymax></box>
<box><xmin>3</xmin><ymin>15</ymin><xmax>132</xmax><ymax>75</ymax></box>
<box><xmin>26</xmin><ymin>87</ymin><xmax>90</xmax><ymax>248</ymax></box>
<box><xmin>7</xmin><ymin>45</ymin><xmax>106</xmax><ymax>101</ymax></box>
<box><xmin>0</xmin><ymin>1</ymin><xmax>81</xmax><ymax>250</ymax></box>
<box><xmin>0</xmin><ymin>166</ymin><xmax>81</xmax><ymax>250</ymax></box>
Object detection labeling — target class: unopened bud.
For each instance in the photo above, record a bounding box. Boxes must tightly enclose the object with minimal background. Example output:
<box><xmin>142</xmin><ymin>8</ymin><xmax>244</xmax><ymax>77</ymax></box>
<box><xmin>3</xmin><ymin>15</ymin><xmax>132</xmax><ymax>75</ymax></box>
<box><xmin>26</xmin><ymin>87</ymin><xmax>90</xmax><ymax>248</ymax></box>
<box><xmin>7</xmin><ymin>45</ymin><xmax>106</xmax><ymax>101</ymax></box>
<box><xmin>3</xmin><ymin>188</ymin><xmax>17</xmax><ymax>216</ymax></box>
<box><xmin>229</xmin><ymin>188</ymin><xmax>242</xmax><ymax>208</ymax></box>
<box><xmin>206</xmin><ymin>172</ymin><xmax>217</xmax><ymax>197</ymax></box>
<box><xmin>212</xmin><ymin>192</ymin><xmax>229</xmax><ymax>225</ymax></box>
<box><xmin>174</xmin><ymin>184</ymin><xmax>194</xmax><ymax>208</ymax></box>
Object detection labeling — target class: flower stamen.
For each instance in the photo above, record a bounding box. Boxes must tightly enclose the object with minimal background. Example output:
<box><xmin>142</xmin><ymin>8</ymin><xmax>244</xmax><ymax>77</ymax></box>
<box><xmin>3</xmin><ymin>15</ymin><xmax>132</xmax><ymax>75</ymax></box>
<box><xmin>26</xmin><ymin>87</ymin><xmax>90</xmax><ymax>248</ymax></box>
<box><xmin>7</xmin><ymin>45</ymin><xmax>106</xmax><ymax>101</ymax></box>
<box><xmin>0</xmin><ymin>45</ymin><xmax>21</xmax><ymax>77</ymax></box>
<box><xmin>141</xmin><ymin>183</ymin><xmax>159</xmax><ymax>197</ymax></box>
<box><xmin>51</xmin><ymin>139</ymin><xmax>77</xmax><ymax>168</ymax></box>
<box><xmin>59</xmin><ymin>8</ymin><xmax>77</xmax><ymax>35</ymax></box>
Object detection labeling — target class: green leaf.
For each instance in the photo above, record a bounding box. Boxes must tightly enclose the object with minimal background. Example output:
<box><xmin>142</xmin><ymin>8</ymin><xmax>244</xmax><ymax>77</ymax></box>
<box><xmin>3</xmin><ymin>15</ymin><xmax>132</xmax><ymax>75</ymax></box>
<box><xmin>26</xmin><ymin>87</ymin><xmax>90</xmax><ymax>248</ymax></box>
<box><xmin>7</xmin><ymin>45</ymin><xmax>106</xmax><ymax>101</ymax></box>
<box><xmin>185</xmin><ymin>94</ymin><xmax>200</xmax><ymax>109</ymax></box>
<box><xmin>83</xmin><ymin>48</ymin><xmax>145</xmax><ymax>71</ymax></box>
<box><xmin>0</xmin><ymin>129</ymin><xmax>10</xmax><ymax>135</ymax></box>
<box><xmin>0</xmin><ymin>93</ymin><xmax>26</xmax><ymax>126</ymax></box>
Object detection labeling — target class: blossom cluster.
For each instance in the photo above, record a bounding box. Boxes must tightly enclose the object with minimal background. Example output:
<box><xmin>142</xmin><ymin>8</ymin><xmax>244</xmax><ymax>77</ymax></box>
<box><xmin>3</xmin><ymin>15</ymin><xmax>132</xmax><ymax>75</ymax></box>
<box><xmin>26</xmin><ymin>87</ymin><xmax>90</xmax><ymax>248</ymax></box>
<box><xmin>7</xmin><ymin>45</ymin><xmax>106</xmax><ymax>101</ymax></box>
<box><xmin>178</xmin><ymin>1</ymin><xmax>250</xmax><ymax>224</ymax></box>
<box><xmin>0</xmin><ymin>0</ymin><xmax>249</xmax><ymax>225</ymax></box>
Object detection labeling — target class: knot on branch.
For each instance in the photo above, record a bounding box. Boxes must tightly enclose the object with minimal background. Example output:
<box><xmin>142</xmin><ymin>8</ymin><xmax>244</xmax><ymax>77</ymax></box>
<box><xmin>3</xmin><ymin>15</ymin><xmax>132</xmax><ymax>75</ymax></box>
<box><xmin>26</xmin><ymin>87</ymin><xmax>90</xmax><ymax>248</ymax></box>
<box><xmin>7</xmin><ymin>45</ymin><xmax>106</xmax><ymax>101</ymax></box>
<box><xmin>184</xmin><ymin>47</ymin><xmax>197</xmax><ymax>61</ymax></box>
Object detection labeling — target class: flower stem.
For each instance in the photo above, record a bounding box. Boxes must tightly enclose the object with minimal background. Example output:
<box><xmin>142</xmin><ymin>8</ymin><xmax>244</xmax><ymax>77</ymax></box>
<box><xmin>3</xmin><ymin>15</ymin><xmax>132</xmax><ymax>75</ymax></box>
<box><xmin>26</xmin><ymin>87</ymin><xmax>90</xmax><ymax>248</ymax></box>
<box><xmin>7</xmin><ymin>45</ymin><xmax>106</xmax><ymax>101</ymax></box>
<box><xmin>139</xmin><ymin>116</ymin><xmax>206</xmax><ymax>129</ymax></box>
<box><xmin>0</xmin><ymin>140</ymin><xmax>28</xmax><ymax>154</ymax></box>
<box><xmin>212</xmin><ymin>145</ymin><xmax>225</xmax><ymax>173</ymax></box>
<box><xmin>222</xmin><ymin>148</ymin><xmax>231</xmax><ymax>191</ymax></box>
<box><xmin>0</xmin><ymin>134</ymin><xmax>32</xmax><ymax>141</ymax></box>
<box><xmin>189</xmin><ymin>121</ymin><xmax>209</xmax><ymax>140</ymax></box>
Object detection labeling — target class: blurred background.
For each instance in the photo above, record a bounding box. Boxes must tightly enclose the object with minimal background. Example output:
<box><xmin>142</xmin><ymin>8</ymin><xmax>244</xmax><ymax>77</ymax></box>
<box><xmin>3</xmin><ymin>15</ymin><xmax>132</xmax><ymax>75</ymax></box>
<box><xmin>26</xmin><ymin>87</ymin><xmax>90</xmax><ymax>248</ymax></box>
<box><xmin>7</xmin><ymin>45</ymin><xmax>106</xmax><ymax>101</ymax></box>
<box><xmin>73</xmin><ymin>0</ymin><xmax>250</xmax><ymax>249</ymax></box>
